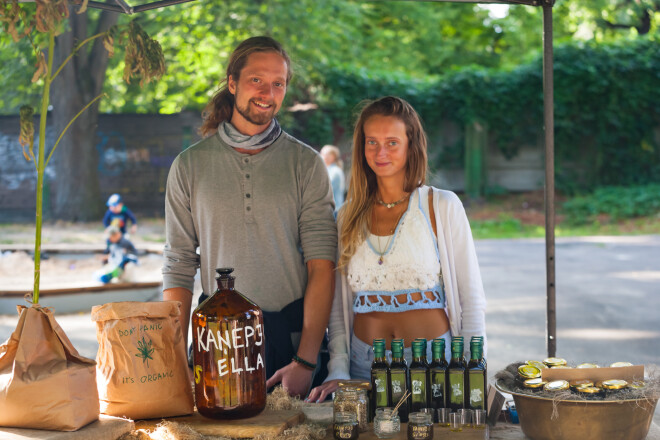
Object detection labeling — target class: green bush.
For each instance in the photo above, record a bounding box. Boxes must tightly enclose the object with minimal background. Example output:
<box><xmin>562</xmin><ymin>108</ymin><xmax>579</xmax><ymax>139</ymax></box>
<box><xmin>284</xmin><ymin>37</ymin><xmax>660</xmax><ymax>191</ymax></box>
<box><xmin>561</xmin><ymin>184</ymin><xmax>660</xmax><ymax>225</ymax></box>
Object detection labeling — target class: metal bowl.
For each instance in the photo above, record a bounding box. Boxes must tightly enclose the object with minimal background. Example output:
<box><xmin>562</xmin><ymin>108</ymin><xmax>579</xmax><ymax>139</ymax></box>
<box><xmin>496</xmin><ymin>381</ymin><xmax>658</xmax><ymax>440</ymax></box>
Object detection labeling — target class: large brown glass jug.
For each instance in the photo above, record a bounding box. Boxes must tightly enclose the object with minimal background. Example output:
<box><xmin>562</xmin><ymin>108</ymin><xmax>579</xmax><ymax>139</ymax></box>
<box><xmin>192</xmin><ymin>267</ymin><xmax>266</xmax><ymax>419</ymax></box>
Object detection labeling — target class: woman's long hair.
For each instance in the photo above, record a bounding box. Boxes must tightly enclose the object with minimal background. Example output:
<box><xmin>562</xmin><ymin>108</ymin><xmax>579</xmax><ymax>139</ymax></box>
<box><xmin>199</xmin><ymin>36</ymin><xmax>292</xmax><ymax>137</ymax></box>
<box><xmin>337</xmin><ymin>96</ymin><xmax>428</xmax><ymax>270</ymax></box>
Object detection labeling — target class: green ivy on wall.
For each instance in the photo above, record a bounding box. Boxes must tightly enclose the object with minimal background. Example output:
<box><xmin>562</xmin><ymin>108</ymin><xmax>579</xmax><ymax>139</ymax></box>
<box><xmin>282</xmin><ymin>37</ymin><xmax>660</xmax><ymax>193</ymax></box>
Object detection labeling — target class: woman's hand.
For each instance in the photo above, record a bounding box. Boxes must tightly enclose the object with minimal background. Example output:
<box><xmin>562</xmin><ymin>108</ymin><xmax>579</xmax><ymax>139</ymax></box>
<box><xmin>306</xmin><ymin>379</ymin><xmax>341</xmax><ymax>403</ymax></box>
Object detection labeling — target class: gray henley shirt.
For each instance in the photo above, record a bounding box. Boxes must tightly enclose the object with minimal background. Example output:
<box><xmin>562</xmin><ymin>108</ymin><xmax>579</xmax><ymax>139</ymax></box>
<box><xmin>162</xmin><ymin>130</ymin><xmax>337</xmax><ymax>312</ymax></box>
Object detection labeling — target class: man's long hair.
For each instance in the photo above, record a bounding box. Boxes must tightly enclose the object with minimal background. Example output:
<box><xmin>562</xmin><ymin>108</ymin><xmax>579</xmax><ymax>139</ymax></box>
<box><xmin>337</xmin><ymin>96</ymin><xmax>428</xmax><ymax>270</ymax></box>
<box><xmin>199</xmin><ymin>36</ymin><xmax>292</xmax><ymax>137</ymax></box>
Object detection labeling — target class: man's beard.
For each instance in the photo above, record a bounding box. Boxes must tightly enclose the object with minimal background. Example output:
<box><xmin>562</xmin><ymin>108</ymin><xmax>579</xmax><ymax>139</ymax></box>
<box><xmin>234</xmin><ymin>97</ymin><xmax>278</xmax><ymax>127</ymax></box>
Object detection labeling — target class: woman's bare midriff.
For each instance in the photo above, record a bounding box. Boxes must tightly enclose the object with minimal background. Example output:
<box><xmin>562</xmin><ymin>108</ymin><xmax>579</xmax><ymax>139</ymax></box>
<box><xmin>353</xmin><ymin>306</ymin><xmax>450</xmax><ymax>349</ymax></box>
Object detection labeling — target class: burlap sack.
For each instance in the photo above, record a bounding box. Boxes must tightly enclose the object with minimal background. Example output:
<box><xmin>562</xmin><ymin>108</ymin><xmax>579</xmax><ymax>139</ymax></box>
<box><xmin>92</xmin><ymin>301</ymin><xmax>194</xmax><ymax>419</ymax></box>
<box><xmin>0</xmin><ymin>304</ymin><xmax>99</xmax><ymax>431</ymax></box>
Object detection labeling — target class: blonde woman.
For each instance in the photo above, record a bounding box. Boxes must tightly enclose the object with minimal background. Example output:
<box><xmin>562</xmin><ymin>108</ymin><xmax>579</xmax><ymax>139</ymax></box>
<box><xmin>307</xmin><ymin>96</ymin><xmax>486</xmax><ymax>402</ymax></box>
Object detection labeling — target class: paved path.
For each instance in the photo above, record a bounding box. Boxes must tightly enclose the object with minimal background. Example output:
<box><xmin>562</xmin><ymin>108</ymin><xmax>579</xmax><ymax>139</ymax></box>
<box><xmin>478</xmin><ymin>235</ymin><xmax>660</xmax><ymax>375</ymax></box>
<box><xmin>1</xmin><ymin>235</ymin><xmax>659</xmax><ymax>427</ymax></box>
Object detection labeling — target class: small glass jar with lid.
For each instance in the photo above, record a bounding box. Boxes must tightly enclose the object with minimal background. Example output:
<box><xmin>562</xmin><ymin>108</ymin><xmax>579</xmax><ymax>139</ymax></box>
<box><xmin>333</xmin><ymin>411</ymin><xmax>359</xmax><ymax>440</ymax></box>
<box><xmin>543</xmin><ymin>357</ymin><xmax>567</xmax><ymax>368</ymax></box>
<box><xmin>569</xmin><ymin>379</ymin><xmax>594</xmax><ymax>391</ymax></box>
<box><xmin>407</xmin><ymin>412</ymin><xmax>433</xmax><ymax>440</ymax></box>
<box><xmin>576</xmin><ymin>386</ymin><xmax>604</xmax><ymax>400</ymax></box>
<box><xmin>523</xmin><ymin>378</ymin><xmax>546</xmax><ymax>393</ymax></box>
<box><xmin>373</xmin><ymin>408</ymin><xmax>400</xmax><ymax>439</ymax></box>
<box><xmin>333</xmin><ymin>386</ymin><xmax>369</xmax><ymax>432</ymax></box>
<box><xmin>543</xmin><ymin>379</ymin><xmax>570</xmax><ymax>392</ymax></box>
<box><xmin>602</xmin><ymin>379</ymin><xmax>628</xmax><ymax>397</ymax></box>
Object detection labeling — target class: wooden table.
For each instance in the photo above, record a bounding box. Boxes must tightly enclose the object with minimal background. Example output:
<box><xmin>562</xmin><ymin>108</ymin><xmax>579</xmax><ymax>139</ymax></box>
<box><xmin>324</xmin><ymin>424</ymin><xmax>490</xmax><ymax>439</ymax></box>
<box><xmin>322</xmin><ymin>421</ymin><xmax>660</xmax><ymax>439</ymax></box>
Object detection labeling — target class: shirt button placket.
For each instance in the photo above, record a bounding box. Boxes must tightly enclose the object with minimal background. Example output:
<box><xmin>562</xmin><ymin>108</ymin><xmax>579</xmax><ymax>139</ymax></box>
<box><xmin>242</xmin><ymin>157</ymin><xmax>254</xmax><ymax>223</ymax></box>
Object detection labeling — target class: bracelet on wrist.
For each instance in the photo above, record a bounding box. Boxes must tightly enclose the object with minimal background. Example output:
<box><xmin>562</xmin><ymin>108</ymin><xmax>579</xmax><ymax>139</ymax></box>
<box><xmin>292</xmin><ymin>354</ymin><xmax>317</xmax><ymax>371</ymax></box>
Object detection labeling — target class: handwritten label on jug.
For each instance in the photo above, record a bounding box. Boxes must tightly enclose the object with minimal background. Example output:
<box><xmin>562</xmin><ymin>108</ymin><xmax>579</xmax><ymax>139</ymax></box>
<box><xmin>196</xmin><ymin>323</ymin><xmax>264</xmax><ymax>376</ymax></box>
<box><xmin>196</xmin><ymin>324</ymin><xmax>263</xmax><ymax>352</ymax></box>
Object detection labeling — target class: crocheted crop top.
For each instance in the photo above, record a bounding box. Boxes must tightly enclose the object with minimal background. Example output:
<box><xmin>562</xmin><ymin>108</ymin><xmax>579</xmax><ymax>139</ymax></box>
<box><xmin>347</xmin><ymin>186</ymin><xmax>445</xmax><ymax>313</ymax></box>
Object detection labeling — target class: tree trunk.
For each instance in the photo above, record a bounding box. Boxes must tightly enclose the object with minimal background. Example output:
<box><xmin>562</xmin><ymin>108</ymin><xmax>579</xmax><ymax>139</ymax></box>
<box><xmin>50</xmin><ymin>10</ymin><xmax>119</xmax><ymax>221</ymax></box>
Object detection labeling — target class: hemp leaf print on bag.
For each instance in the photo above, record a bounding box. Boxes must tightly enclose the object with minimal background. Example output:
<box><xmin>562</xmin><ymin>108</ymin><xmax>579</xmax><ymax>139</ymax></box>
<box><xmin>136</xmin><ymin>336</ymin><xmax>155</xmax><ymax>367</ymax></box>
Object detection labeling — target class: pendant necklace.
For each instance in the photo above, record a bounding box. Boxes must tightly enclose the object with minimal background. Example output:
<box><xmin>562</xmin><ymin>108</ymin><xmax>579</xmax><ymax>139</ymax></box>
<box><xmin>377</xmin><ymin>192</ymin><xmax>410</xmax><ymax>209</ymax></box>
<box><xmin>374</xmin><ymin>206</ymin><xmax>406</xmax><ymax>265</ymax></box>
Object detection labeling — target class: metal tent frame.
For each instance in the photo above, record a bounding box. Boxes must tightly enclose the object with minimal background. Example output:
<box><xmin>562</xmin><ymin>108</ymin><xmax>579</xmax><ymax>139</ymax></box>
<box><xmin>18</xmin><ymin>0</ymin><xmax>197</xmax><ymax>14</ymax></box>
<box><xmin>21</xmin><ymin>0</ymin><xmax>558</xmax><ymax>356</ymax></box>
<box><xmin>88</xmin><ymin>0</ymin><xmax>558</xmax><ymax>357</ymax></box>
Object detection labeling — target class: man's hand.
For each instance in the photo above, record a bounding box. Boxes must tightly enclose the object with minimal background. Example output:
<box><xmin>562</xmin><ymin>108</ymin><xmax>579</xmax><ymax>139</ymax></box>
<box><xmin>266</xmin><ymin>361</ymin><xmax>314</xmax><ymax>398</ymax></box>
<box><xmin>306</xmin><ymin>379</ymin><xmax>340</xmax><ymax>403</ymax></box>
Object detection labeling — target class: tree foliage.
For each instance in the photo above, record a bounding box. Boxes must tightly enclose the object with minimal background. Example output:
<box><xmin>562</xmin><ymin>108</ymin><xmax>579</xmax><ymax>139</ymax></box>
<box><xmin>1</xmin><ymin>0</ymin><xmax>658</xmax><ymax>223</ymax></box>
<box><xmin>3</xmin><ymin>0</ymin><xmax>658</xmax><ymax>116</ymax></box>
<box><xmin>307</xmin><ymin>37</ymin><xmax>660</xmax><ymax>192</ymax></box>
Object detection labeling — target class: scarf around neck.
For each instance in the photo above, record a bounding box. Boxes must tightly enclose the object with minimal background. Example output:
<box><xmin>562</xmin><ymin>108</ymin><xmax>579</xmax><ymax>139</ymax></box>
<box><xmin>218</xmin><ymin>119</ymin><xmax>282</xmax><ymax>151</ymax></box>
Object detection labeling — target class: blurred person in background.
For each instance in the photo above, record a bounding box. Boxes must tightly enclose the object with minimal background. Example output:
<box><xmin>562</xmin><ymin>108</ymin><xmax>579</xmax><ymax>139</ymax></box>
<box><xmin>103</xmin><ymin>193</ymin><xmax>138</xmax><ymax>237</ymax></box>
<box><xmin>321</xmin><ymin>144</ymin><xmax>346</xmax><ymax>212</ymax></box>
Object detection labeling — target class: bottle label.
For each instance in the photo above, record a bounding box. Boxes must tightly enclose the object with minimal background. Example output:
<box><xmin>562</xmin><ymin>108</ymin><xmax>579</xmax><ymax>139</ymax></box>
<box><xmin>469</xmin><ymin>372</ymin><xmax>485</xmax><ymax>409</ymax></box>
<box><xmin>372</xmin><ymin>372</ymin><xmax>389</xmax><ymax>407</ymax></box>
<box><xmin>196</xmin><ymin>323</ymin><xmax>264</xmax><ymax>352</ymax></box>
<box><xmin>449</xmin><ymin>371</ymin><xmax>464</xmax><ymax>405</ymax></box>
<box><xmin>375</xmin><ymin>377</ymin><xmax>386</xmax><ymax>393</ymax></box>
<box><xmin>412</xmin><ymin>379</ymin><xmax>423</xmax><ymax>395</ymax></box>
<box><xmin>195</xmin><ymin>322</ymin><xmax>265</xmax><ymax>376</ymax></box>
<box><xmin>409</xmin><ymin>424</ymin><xmax>433</xmax><ymax>440</ymax></box>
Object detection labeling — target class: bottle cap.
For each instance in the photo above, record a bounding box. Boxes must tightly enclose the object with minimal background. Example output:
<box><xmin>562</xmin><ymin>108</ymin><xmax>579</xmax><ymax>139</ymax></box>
<box><xmin>518</xmin><ymin>365</ymin><xmax>541</xmax><ymax>379</ymax></box>
<box><xmin>577</xmin><ymin>386</ymin><xmax>602</xmax><ymax>395</ymax></box>
<box><xmin>543</xmin><ymin>357</ymin><xmax>567</xmax><ymax>367</ymax></box>
<box><xmin>526</xmin><ymin>360</ymin><xmax>546</xmax><ymax>370</ymax></box>
<box><xmin>543</xmin><ymin>380</ymin><xmax>570</xmax><ymax>391</ymax></box>
<box><xmin>523</xmin><ymin>378</ymin><xmax>546</xmax><ymax>389</ymax></box>
<box><xmin>338</xmin><ymin>380</ymin><xmax>371</xmax><ymax>391</ymax></box>
<box><xmin>576</xmin><ymin>362</ymin><xmax>599</xmax><ymax>368</ymax></box>
<box><xmin>569</xmin><ymin>379</ymin><xmax>593</xmax><ymax>390</ymax></box>
<box><xmin>610</xmin><ymin>362</ymin><xmax>633</xmax><ymax>368</ymax></box>
<box><xmin>602</xmin><ymin>379</ymin><xmax>628</xmax><ymax>390</ymax></box>
<box><xmin>628</xmin><ymin>380</ymin><xmax>645</xmax><ymax>390</ymax></box>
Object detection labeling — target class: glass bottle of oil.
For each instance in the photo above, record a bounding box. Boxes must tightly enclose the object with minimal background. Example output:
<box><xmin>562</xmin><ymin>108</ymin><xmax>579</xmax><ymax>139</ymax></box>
<box><xmin>370</xmin><ymin>339</ymin><xmax>390</xmax><ymax>421</ymax></box>
<box><xmin>409</xmin><ymin>339</ymin><xmax>430</xmax><ymax>413</ymax></box>
<box><xmin>429</xmin><ymin>338</ymin><xmax>448</xmax><ymax>414</ymax></box>
<box><xmin>388</xmin><ymin>339</ymin><xmax>410</xmax><ymax>422</ymax></box>
<box><xmin>447</xmin><ymin>337</ymin><xmax>466</xmax><ymax>411</ymax></box>
<box><xmin>191</xmin><ymin>268</ymin><xmax>266</xmax><ymax>419</ymax></box>
<box><xmin>467</xmin><ymin>337</ymin><xmax>487</xmax><ymax>411</ymax></box>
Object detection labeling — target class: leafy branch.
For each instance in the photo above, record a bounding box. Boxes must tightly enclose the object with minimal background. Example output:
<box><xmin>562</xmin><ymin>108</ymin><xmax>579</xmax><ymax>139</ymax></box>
<box><xmin>2</xmin><ymin>0</ymin><xmax>165</xmax><ymax>304</ymax></box>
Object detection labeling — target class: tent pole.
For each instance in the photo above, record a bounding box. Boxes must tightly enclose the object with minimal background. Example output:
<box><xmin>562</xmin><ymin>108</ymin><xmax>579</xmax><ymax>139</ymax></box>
<box><xmin>542</xmin><ymin>0</ymin><xmax>556</xmax><ymax>358</ymax></box>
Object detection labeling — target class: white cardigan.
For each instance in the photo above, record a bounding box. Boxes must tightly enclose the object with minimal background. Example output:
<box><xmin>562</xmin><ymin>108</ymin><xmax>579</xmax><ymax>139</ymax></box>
<box><xmin>325</xmin><ymin>186</ymin><xmax>487</xmax><ymax>382</ymax></box>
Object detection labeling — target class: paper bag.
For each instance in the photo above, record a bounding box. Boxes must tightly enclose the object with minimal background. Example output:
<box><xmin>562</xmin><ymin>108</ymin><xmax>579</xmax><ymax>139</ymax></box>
<box><xmin>0</xmin><ymin>305</ymin><xmax>99</xmax><ymax>431</ymax></box>
<box><xmin>92</xmin><ymin>301</ymin><xmax>194</xmax><ymax>419</ymax></box>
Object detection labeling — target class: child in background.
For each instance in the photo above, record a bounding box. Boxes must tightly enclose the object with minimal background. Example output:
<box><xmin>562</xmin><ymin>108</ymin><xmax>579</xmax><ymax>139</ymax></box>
<box><xmin>97</xmin><ymin>225</ymin><xmax>138</xmax><ymax>283</ymax></box>
<box><xmin>103</xmin><ymin>193</ymin><xmax>138</xmax><ymax>236</ymax></box>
